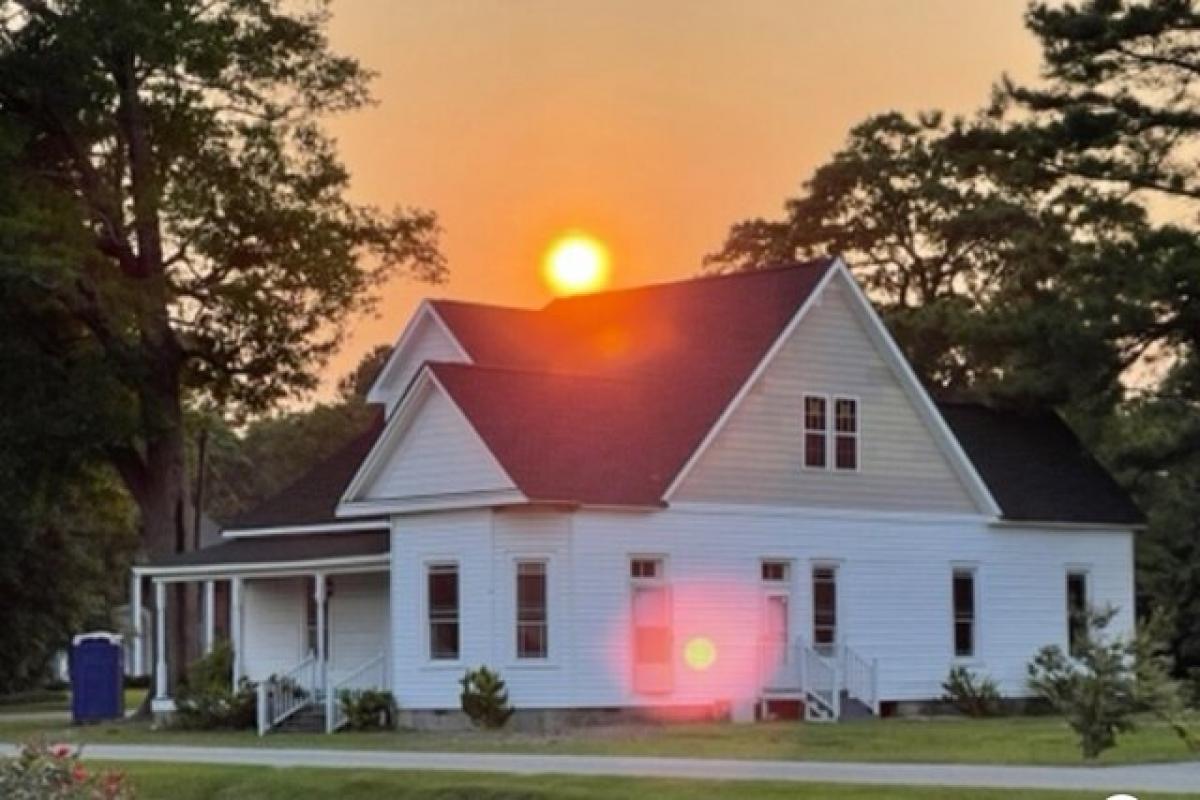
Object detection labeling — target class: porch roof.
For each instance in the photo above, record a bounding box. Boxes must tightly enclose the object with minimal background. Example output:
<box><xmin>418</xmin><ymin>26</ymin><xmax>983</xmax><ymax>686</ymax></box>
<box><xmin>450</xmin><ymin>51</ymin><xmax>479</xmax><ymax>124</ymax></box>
<box><xmin>138</xmin><ymin>532</ymin><xmax>388</xmax><ymax>576</ymax></box>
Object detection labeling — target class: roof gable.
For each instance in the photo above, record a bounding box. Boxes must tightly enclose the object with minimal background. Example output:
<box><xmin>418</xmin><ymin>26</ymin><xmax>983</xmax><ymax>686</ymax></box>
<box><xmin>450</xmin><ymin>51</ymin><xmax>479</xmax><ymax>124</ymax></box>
<box><xmin>343</xmin><ymin>373</ymin><xmax>520</xmax><ymax>510</ymax></box>
<box><xmin>670</xmin><ymin>272</ymin><xmax>982</xmax><ymax>514</ymax></box>
<box><xmin>366</xmin><ymin>301</ymin><xmax>470</xmax><ymax>414</ymax></box>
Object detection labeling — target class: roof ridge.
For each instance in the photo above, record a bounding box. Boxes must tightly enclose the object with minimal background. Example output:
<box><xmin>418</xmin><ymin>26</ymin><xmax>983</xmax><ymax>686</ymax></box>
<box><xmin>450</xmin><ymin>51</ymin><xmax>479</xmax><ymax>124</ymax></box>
<box><xmin>429</xmin><ymin>297</ymin><xmax>538</xmax><ymax>313</ymax></box>
<box><xmin>426</xmin><ymin>360</ymin><xmax>667</xmax><ymax>386</ymax></box>
<box><xmin>541</xmin><ymin>257</ymin><xmax>836</xmax><ymax>309</ymax></box>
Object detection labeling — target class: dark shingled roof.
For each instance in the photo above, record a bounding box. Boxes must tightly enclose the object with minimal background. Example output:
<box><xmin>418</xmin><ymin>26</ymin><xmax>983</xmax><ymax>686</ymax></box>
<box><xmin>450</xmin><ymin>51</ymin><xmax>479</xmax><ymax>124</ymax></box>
<box><xmin>224</xmin><ymin>410</ymin><xmax>387</xmax><ymax>531</ymax></box>
<box><xmin>147</xmin><ymin>532</ymin><xmax>388</xmax><ymax>568</ymax></box>
<box><xmin>937</xmin><ymin>402</ymin><xmax>1144</xmax><ymax>526</ymax></box>
<box><xmin>221</xmin><ymin>260</ymin><xmax>1142</xmax><ymax>532</ymax></box>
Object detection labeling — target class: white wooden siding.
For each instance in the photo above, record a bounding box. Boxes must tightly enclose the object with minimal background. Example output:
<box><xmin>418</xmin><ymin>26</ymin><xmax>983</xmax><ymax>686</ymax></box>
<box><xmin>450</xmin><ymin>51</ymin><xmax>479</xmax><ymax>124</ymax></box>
<box><xmin>674</xmin><ymin>279</ymin><xmax>978</xmax><ymax>513</ymax></box>
<box><xmin>328</xmin><ymin>572</ymin><xmax>389</xmax><ymax>684</ymax></box>
<box><xmin>387</xmin><ymin>507</ymin><xmax>1134</xmax><ymax>710</ymax></box>
<box><xmin>361</xmin><ymin>386</ymin><xmax>515</xmax><ymax>501</ymax></box>
<box><xmin>242</xmin><ymin>577</ymin><xmax>307</xmax><ymax>681</ymax></box>
<box><xmin>376</xmin><ymin>313</ymin><xmax>465</xmax><ymax>415</ymax></box>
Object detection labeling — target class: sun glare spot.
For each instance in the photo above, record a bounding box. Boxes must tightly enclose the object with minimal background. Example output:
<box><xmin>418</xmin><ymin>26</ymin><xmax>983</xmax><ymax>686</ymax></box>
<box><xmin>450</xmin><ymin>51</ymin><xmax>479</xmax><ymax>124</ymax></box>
<box><xmin>544</xmin><ymin>232</ymin><xmax>610</xmax><ymax>296</ymax></box>
<box><xmin>684</xmin><ymin>636</ymin><xmax>717</xmax><ymax>671</ymax></box>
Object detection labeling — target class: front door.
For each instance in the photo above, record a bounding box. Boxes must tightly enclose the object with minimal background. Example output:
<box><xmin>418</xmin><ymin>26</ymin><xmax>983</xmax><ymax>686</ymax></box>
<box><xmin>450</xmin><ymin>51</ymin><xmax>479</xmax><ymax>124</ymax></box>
<box><xmin>762</xmin><ymin>592</ymin><xmax>790</xmax><ymax>688</ymax></box>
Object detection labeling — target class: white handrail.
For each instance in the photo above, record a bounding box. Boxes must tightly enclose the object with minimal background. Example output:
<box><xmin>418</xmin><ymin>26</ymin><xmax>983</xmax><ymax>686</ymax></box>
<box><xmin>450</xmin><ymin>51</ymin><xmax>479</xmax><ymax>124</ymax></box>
<box><xmin>841</xmin><ymin>644</ymin><xmax>879</xmax><ymax>714</ymax></box>
<box><xmin>257</xmin><ymin>653</ymin><xmax>318</xmax><ymax>735</ymax></box>
<box><xmin>801</xmin><ymin>641</ymin><xmax>839</xmax><ymax>720</ymax></box>
<box><xmin>325</xmin><ymin>652</ymin><xmax>387</xmax><ymax>734</ymax></box>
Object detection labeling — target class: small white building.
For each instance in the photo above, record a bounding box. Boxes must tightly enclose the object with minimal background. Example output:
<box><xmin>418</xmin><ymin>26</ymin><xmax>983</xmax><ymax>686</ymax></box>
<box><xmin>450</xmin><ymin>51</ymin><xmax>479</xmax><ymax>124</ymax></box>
<box><xmin>133</xmin><ymin>258</ymin><xmax>1142</xmax><ymax>731</ymax></box>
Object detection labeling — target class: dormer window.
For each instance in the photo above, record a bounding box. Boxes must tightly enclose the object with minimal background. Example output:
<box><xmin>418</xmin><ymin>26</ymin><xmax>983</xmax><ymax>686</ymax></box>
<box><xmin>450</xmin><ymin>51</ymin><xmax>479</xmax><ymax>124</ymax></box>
<box><xmin>804</xmin><ymin>395</ymin><xmax>858</xmax><ymax>471</ymax></box>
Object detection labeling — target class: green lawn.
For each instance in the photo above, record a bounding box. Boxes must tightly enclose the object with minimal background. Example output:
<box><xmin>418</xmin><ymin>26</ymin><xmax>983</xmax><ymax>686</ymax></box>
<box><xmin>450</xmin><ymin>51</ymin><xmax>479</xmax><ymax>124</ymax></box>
<box><xmin>0</xmin><ymin>688</ymin><xmax>147</xmax><ymax>715</ymax></box>
<box><xmin>1</xmin><ymin>713</ymin><xmax>1197</xmax><ymax>766</ymax></box>
<box><xmin>108</xmin><ymin>763</ymin><xmax>1200</xmax><ymax>800</ymax></box>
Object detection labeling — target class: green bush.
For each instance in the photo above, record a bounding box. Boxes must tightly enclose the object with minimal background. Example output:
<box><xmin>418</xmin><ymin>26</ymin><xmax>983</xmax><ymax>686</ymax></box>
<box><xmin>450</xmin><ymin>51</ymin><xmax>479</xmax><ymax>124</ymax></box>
<box><xmin>172</xmin><ymin>642</ymin><xmax>256</xmax><ymax>730</ymax></box>
<box><xmin>338</xmin><ymin>689</ymin><xmax>397</xmax><ymax>731</ymax></box>
<box><xmin>0</xmin><ymin>739</ymin><xmax>134</xmax><ymax>799</ymax></box>
<box><xmin>1027</xmin><ymin>607</ymin><xmax>1137</xmax><ymax>759</ymax></box>
<box><xmin>459</xmin><ymin>666</ymin><xmax>514</xmax><ymax>729</ymax></box>
<box><xmin>941</xmin><ymin>666</ymin><xmax>1002</xmax><ymax>717</ymax></box>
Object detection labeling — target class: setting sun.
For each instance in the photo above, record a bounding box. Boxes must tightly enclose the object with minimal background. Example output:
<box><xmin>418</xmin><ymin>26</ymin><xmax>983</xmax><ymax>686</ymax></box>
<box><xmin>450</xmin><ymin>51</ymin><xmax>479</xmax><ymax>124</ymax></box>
<box><xmin>544</xmin><ymin>233</ymin><xmax>610</xmax><ymax>296</ymax></box>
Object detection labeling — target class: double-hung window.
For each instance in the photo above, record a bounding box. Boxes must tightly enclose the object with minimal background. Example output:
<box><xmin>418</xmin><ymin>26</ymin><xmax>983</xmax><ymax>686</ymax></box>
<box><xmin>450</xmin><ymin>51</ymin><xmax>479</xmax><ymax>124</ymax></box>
<box><xmin>428</xmin><ymin>564</ymin><xmax>460</xmax><ymax>660</ymax></box>
<box><xmin>1066</xmin><ymin>571</ymin><xmax>1089</xmax><ymax>658</ymax></box>
<box><xmin>812</xmin><ymin>564</ymin><xmax>838</xmax><ymax>654</ymax></box>
<box><xmin>952</xmin><ymin>568</ymin><xmax>976</xmax><ymax>658</ymax></box>
<box><xmin>803</xmin><ymin>396</ymin><xmax>828</xmax><ymax>468</ymax></box>
<box><xmin>804</xmin><ymin>395</ymin><xmax>858</xmax><ymax>471</ymax></box>
<box><xmin>516</xmin><ymin>561</ymin><xmax>548</xmax><ymax>659</ymax></box>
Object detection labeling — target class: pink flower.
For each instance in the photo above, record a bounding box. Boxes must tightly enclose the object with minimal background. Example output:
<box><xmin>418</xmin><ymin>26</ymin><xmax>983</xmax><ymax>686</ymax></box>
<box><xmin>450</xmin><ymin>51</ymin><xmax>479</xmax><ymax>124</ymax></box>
<box><xmin>51</xmin><ymin>743</ymin><xmax>72</xmax><ymax>759</ymax></box>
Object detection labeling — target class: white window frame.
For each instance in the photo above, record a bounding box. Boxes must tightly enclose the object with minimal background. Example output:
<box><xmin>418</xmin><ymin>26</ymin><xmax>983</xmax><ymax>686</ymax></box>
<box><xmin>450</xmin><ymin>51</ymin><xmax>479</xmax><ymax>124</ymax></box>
<box><xmin>950</xmin><ymin>563</ymin><xmax>979</xmax><ymax>661</ymax></box>
<box><xmin>802</xmin><ymin>394</ymin><xmax>830</xmax><ymax>470</ymax></box>
<box><xmin>514</xmin><ymin>557</ymin><xmax>550</xmax><ymax>662</ymax></box>
<box><xmin>1065</xmin><ymin>566</ymin><xmax>1091</xmax><ymax>657</ymax></box>
<box><xmin>803</xmin><ymin>394</ymin><xmax>860</xmax><ymax>472</ymax></box>
<box><xmin>425</xmin><ymin>560</ymin><xmax>461</xmax><ymax>664</ymax></box>
<box><xmin>629</xmin><ymin>555</ymin><xmax>672</xmax><ymax>694</ymax></box>
<box><xmin>832</xmin><ymin>395</ymin><xmax>861</xmax><ymax>472</ymax></box>
<box><xmin>810</xmin><ymin>560</ymin><xmax>841</xmax><ymax>654</ymax></box>
<box><xmin>760</xmin><ymin>558</ymin><xmax>792</xmax><ymax>584</ymax></box>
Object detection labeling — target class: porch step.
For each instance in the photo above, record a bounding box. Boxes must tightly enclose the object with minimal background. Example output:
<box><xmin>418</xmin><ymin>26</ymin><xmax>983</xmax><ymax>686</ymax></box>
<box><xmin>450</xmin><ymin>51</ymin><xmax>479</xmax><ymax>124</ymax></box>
<box><xmin>839</xmin><ymin>692</ymin><xmax>876</xmax><ymax>721</ymax></box>
<box><xmin>273</xmin><ymin>703</ymin><xmax>326</xmax><ymax>733</ymax></box>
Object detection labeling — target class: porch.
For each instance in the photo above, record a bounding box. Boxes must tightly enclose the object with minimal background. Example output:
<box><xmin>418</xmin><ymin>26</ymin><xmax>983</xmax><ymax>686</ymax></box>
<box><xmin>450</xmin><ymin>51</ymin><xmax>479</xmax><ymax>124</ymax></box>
<box><xmin>130</xmin><ymin>531</ymin><xmax>391</xmax><ymax>734</ymax></box>
<box><xmin>757</xmin><ymin>637</ymin><xmax>880</xmax><ymax>722</ymax></box>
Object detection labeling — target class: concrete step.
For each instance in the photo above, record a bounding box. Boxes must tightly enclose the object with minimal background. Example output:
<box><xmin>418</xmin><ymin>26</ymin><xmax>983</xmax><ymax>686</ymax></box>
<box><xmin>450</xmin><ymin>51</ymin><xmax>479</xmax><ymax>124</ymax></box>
<box><xmin>273</xmin><ymin>704</ymin><xmax>326</xmax><ymax>733</ymax></box>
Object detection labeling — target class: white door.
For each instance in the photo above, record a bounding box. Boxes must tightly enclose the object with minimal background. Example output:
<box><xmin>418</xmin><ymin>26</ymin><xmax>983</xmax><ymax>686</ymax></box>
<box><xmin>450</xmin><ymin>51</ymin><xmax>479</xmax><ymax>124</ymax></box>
<box><xmin>762</xmin><ymin>593</ymin><xmax>790</xmax><ymax>688</ymax></box>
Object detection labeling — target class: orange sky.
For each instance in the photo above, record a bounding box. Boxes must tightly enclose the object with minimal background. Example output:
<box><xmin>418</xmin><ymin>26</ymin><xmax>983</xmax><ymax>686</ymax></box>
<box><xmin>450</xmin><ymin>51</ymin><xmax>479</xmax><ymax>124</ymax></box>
<box><xmin>319</xmin><ymin>0</ymin><xmax>1041</xmax><ymax>393</ymax></box>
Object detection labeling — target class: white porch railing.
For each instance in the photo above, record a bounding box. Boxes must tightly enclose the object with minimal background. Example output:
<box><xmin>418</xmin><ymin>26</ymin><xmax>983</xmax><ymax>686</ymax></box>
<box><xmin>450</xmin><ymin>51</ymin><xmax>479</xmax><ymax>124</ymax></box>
<box><xmin>256</xmin><ymin>653</ymin><xmax>320</xmax><ymax>736</ymax></box>
<box><xmin>758</xmin><ymin>636</ymin><xmax>879</xmax><ymax>722</ymax></box>
<box><xmin>800</xmin><ymin>639</ymin><xmax>840</xmax><ymax>721</ymax></box>
<box><xmin>325</xmin><ymin>652</ymin><xmax>388</xmax><ymax>734</ymax></box>
<box><xmin>840</xmin><ymin>643</ymin><xmax>880</xmax><ymax>715</ymax></box>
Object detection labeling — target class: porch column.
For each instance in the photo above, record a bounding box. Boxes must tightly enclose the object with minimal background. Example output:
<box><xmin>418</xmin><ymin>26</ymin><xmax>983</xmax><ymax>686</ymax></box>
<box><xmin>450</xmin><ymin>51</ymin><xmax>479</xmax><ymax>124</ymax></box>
<box><xmin>230</xmin><ymin>576</ymin><xmax>244</xmax><ymax>690</ymax></box>
<box><xmin>202</xmin><ymin>580</ymin><xmax>216</xmax><ymax>655</ymax></box>
<box><xmin>153</xmin><ymin>580</ymin><xmax>168</xmax><ymax>701</ymax></box>
<box><xmin>130</xmin><ymin>572</ymin><xmax>144</xmax><ymax>677</ymax></box>
<box><xmin>314</xmin><ymin>573</ymin><xmax>327</xmax><ymax>692</ymax></box>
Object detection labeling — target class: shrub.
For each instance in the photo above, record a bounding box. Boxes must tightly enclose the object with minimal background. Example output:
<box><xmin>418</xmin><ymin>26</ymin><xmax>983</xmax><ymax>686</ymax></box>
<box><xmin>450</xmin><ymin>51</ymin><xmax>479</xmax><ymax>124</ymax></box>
<box><xmin>0</xmin><ymin>739</ymin><xmax>134</xmax><ymax>799</ymax></box>
<box><xmin>941</xmin><ymin>666</ymin><xmax>1002</xmax><ymax>717</ymax></box>
<box><xmin>173</xmin><ymin>643</ymin><xmax>255</xmax><ymax>730</ymax></box>
<box><xmin>1027</xmin><ymin>607</ymin><xmax>1137</xmax><ymax>759</ymax></box>
<box><xmin>460</xmin><ymin>666</ymin><xmax>514</xmax><ymax>729</ymax></box>
<box><xmin>1134</xmin><ymin>614</ymin><xmax>1199</xmax><ymax>752</ymax></box>
<box><xmin>338</xmin><ymin>689</ymin><xmax>397</xmax><ymax>731</ymax></box>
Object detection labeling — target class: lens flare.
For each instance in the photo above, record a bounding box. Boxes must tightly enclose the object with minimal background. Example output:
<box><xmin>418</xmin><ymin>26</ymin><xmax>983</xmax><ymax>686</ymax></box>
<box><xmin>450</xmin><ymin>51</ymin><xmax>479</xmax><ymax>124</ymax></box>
<box><xmin>684</xmin><ymin>636</ymin><xmax>717</xmax><ymax>671</ymax></box>
<box><xmin>544</xmin><ymin>232</ymin><xmax>610</xmax><ymax>296</ymax></box>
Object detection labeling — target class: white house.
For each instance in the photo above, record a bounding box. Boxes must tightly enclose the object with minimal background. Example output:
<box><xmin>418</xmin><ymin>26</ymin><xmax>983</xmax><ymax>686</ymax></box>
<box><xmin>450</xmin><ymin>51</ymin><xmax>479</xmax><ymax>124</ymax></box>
<box><xmin>132</xmin><ymin>258</ymin><xmax>1142</xmax><ymax>731</ymax></box>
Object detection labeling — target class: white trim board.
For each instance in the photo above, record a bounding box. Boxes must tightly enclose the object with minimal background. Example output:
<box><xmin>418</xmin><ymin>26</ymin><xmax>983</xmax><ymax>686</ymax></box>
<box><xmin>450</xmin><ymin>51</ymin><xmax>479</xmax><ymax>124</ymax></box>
<box><xmin>135</xmin><ymin>553</ymin><xmax>390</xmax><ymax>581</ymax></box>
<box><xmin>222</xmin><ymin>520</ymin><xmax>390</xmax><ymax>539</ymax></box>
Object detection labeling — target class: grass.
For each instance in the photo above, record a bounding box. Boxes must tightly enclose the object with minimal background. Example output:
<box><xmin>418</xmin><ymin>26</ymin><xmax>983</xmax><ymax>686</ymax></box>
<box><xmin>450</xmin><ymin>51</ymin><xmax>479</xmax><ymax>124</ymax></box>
<box><xmin>105</xmin><ymin>763</ymin><xmax>1200</xmax><ymax>800</ymax></box>
<box><xmin>0</xmin><ymin>688</ymin><xmax>147</xmax><ymax>715</ymax></box>
<box><xmin>1</xmin><ymin>713</ymin><xmax>1197</xmax><ymax>766</ymax></box>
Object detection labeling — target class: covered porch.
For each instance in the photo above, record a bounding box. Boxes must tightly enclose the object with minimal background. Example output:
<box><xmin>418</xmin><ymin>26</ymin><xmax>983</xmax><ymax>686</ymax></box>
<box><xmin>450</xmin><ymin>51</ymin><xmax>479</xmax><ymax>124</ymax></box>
<box><xmin>131</xmin><ymin>531</ymin><xmax>391</xmax><ymax>733</ymax></box>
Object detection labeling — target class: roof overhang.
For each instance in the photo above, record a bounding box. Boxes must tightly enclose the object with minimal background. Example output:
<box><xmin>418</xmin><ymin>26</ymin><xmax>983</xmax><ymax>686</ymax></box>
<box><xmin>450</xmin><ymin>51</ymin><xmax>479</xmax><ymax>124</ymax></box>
<box><xmin>134</xmin><ymin>553</ymin><xmax>389</xmax><ymax>582</ymax></box>
<box><xmin>222</xmin><ymin>519</ymin><xmax>390</xmax><ymax>539</ymax></box>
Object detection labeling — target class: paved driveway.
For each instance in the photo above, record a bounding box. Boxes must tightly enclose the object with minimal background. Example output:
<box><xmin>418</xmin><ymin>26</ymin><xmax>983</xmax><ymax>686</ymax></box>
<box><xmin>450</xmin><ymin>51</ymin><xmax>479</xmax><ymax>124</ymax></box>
<box><xmin>1</xmin><ymin>742</ymin><xmax>1198</xmax><ymax>795</ymax></box>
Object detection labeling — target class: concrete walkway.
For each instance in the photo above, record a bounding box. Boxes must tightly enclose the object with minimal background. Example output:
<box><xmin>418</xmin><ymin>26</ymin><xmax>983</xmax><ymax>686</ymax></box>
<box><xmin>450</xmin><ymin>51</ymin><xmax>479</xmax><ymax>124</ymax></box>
<box><xmin>1</xmin><ymin>742</ymin><xmax>1198</xmax><ymax>794</ymax></box>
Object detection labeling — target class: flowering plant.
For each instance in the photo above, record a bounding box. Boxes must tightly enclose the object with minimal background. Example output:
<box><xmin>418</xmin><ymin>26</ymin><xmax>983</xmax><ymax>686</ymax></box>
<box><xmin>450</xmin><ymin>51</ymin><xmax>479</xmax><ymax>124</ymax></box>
<box><xmin>0</xmin><ymin>739</ymin><xmax>134</xmax><ymax>799</ymax></box>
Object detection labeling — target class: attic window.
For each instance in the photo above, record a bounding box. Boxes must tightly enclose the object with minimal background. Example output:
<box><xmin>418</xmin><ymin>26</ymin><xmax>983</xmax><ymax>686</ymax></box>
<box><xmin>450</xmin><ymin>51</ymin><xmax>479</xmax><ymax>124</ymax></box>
<box><xmin>803</xmin><ymin>396</ymin><xmax>828</xmax><ymax>469</ymax></box>
<box><xmin>804</xmin><ymin>395</ymin><xmax>859</xmax><ymax>471</ymax></box>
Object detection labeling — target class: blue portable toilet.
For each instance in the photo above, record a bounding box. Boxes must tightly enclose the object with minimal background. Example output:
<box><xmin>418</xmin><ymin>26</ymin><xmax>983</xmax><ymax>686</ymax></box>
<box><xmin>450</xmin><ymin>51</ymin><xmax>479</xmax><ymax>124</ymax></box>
<box><xmin>70</xmin><ymin>632</ymin><xmax>124</xmax><ymax>723</ymax></box>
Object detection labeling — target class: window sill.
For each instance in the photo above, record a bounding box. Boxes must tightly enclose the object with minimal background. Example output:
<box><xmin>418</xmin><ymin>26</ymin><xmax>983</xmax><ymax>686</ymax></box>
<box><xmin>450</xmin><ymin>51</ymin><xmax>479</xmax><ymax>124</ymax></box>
<box><xmin>504</xmin><ymin>660</ymin><xmax>561</xmax><ymax>671</ymax></box>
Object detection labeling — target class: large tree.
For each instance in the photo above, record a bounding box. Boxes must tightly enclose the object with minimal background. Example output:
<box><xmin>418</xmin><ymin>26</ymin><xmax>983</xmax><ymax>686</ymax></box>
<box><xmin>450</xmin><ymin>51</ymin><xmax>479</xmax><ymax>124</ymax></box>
<box><xmin>0</xmin><ymin>1</ymin><xmax>444</xmax><ymax>564</ymax></box>
<box><xmin>706</xmin><ymin>111</ymin><xmax>1141</xmax><ymax>412</ymax></box>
